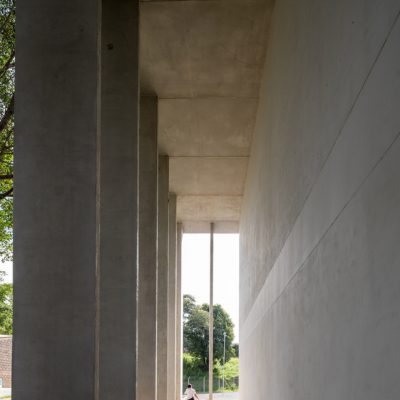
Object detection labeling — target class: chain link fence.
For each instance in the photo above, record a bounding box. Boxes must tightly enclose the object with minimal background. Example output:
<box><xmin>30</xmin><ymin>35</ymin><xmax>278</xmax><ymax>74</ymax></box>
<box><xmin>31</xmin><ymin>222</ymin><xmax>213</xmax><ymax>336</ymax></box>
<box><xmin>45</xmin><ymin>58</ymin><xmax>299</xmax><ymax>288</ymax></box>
<box><xmin>182</xmin><ymin>376</ymin><xmax>239</xmax><ymax>394</ymax></box>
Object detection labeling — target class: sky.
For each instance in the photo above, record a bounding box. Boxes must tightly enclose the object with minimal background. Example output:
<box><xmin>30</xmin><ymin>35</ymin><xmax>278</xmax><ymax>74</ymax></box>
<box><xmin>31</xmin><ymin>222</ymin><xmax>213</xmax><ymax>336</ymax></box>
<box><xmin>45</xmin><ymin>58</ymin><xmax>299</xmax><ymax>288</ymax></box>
<box><xmin>0</xmin><ymin>261</ymin><xmax>12</xmax><ymax>283</ymax></box>
<box><xmin>182</xmin><ymin>233</ymin><xmax>239</xmax><ymax>342</ymax></box>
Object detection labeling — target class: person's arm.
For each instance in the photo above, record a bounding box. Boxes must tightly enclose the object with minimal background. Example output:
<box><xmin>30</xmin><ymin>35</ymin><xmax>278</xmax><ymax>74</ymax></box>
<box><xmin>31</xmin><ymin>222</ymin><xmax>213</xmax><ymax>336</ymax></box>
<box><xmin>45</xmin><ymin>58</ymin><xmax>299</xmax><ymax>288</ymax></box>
<box><xmin>194</xmin><ymin>392</ymin><xmax>200</xmax><ymax>400</ymax></box>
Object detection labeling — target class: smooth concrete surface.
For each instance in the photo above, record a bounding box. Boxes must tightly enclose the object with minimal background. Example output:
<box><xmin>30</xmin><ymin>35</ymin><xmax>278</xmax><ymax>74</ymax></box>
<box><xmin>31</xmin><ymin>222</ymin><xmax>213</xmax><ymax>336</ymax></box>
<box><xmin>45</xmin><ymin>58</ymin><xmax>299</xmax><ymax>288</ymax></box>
<box><xmin>182</xmin><ymin>221</ymin><xmax>239</xmax><ymax>234</ymax></box>
<box><xmin>98</xmin><ymin>2</ymin><xmax>139</xmax><ymax>400</ymax></box>
<box><xmin>197</xmin><ymin>394</ymin><xmax>238</xmax><ymax>400</ymax></box>
<box><xmin>169</xmin><ymin>157</ymin><xmax>247</xmax><ymax>196</ymax></box>
<box><xmin>167</xmin><ymin>194</ymin><xmax>177</xmax><ymax>400</ymax></box>
<box><xmin>140</xmin><ymin>0</ymin><xmax>272</xmax><ymax>97</ymax></box>
<box><xmin>240</xmin><ymin>1</ymin><xmax>400</xmax><ymax>399</ymax></box>
<box><xmin>14</xmin><ymin>1</ymin><xmax>102</xmax><ymax>399</ymax></box>
<box><xmin>157</xmin><ymin>156</ymin><xmax>169</xmax><ymax>400</ymax></box>
<box><xmin>137</xmin><ymin>96</ymin><xmax>158</xmax><ymax>400</ymax></box>
<box><xmin>240</xmin><ymin>0</ymin><xmax>400</xmax><ymax>320</ymax></box>
<box><xmin>140</xmin><ymin>0</ymin><xmax>274</xmax><ymax>224</ymax></box>
<box><xmin>177</xmin><ymin>196</ymin><xmax>242</xmax><ymax>223</ymax></box>
<box><xmin>158</xmin><ymin>98</ymin><xmax>257</xmax><ymax>157</ymax></box>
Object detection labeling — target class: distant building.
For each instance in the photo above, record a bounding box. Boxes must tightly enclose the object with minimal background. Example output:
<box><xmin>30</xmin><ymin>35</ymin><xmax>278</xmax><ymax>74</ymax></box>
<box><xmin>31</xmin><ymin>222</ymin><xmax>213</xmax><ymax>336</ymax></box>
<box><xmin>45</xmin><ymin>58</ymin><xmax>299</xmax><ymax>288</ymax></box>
<box><xmin>0</xmin><ymin>336</ymin><xmax>12</xmax><ymax>388</ymax></box>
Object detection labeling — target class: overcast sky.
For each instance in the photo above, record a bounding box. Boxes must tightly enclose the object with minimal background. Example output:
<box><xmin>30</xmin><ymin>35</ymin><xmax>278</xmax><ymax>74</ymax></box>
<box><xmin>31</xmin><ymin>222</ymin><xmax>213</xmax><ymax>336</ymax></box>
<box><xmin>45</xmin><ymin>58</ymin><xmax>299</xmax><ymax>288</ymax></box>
<box><xmin>182</xmin><ymin>233</ymin><xmax>239</xmax><ymax>342</ymax></box>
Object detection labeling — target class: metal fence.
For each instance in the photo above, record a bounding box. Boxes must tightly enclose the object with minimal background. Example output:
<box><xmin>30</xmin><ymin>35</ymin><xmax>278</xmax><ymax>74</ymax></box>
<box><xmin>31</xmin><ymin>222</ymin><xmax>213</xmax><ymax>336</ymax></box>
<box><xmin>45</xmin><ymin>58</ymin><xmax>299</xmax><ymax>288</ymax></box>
<box><xmin>182</xmin><ymin>376</ymin><xmax>239</xmax><ymax>394</ymax></box>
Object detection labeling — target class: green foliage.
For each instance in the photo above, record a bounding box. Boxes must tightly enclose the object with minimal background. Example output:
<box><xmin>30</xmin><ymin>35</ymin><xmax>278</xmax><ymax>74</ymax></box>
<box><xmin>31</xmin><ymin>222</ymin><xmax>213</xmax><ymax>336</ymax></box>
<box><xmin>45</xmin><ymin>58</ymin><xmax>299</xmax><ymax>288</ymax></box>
<box><xmin>0</xmin><ymin>195</ymin><xmax>11</xmax><ymax>261</ymax></box>
<box><xmin>183</xmin><ymin>353</ymin><xmax>205</xmax><ymax>378</ymax></box>
<box><xmin>183</xmin><ymin>355</ymin><xmax>239</xmax><ymax>393</ymax></box>
<box><xmin>201</xmin><ymin>303</ymin><xmax>235</xmax><ymax>363</ymax></box>
<box><xmin>184</xmin><ymin>301</ymin><xmax>209</xmax><ymax>369</ymax></box>
<box><xmin>214</xmin><ymin>357</ymin><xmax>239</xmax><ymax>380</ymax></box>
<box><xmin>183</xmin><ymin>294</ymin><xmax>235</xmax><ymax>372</ymax></box>
<box><xmin>232</xmin><ymin>343</ymin><xmax>239</xmax><ymax>357</ymax></box>
<box><xmin>0</xmin><ymin>0</ymin><xmax>15</xmax><ymax>262</ymax></box>
<box><xmin>183</xmin><ymin>294</ymin><xmax>197</xmax><ymax>322</ymax></box>
<box><xmin>0</xmin><ymin>272</ymin><xmax>12</xmax><ymax>334</ymax></box>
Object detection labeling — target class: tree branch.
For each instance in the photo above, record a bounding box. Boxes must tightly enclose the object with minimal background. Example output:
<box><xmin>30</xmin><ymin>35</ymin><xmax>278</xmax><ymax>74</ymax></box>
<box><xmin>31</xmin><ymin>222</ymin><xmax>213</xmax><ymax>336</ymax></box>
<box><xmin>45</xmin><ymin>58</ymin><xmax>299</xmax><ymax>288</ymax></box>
<box><xmin>0</xmin><ymin>174</ymin><xmax>12</xmax><ymax>180</ymax></box>
<box><xmin>0</xmin><ymin>50</ymin><xmax>15</xmax><ymax>80</ymax></box>
<box><xmin>0</xmin><ymin>95</ymin><xmax>14</xmax><ymax>134</ymax></box>
<box><xmin>0</xmin><ymin>10</ymin><xmax>12</xmax><ymax>36</ymax></box>
<box><xmin>0</xmin><ymin>95</ymin><xmax>14</xmax><ymax>158</ymax></box>
<box><xmin>0</xmin><ymin>187</ymin><xmax>13</xmax><ymax>200</ymax></box>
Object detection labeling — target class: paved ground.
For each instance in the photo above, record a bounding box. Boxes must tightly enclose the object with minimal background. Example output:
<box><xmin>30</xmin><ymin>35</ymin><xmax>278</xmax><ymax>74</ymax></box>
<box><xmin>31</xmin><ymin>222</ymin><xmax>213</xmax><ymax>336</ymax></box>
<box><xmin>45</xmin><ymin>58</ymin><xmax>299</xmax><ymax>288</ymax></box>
<box><xmin>197</xmin><ymin>393</ymin><xmax>239</xmax><ymax>400</ymax></box>
<box><xmin>0</xmin><ymin>388</ymin><xmax>11</xmax><ymax>396</ymax></box>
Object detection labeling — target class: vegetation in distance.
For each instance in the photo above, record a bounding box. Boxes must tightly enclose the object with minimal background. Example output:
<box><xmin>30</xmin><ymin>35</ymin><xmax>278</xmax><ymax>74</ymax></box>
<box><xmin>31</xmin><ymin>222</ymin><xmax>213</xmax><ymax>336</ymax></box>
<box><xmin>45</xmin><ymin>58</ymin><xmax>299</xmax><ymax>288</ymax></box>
<box><xmin>183</xmin><ymin>294</ymin><xmax>239</xmax><ymax>392</ymax></box>
<box><xmin>0</xmin><ymin>0</ymin><xmax>15</xmax><ymax>263</ymax></box>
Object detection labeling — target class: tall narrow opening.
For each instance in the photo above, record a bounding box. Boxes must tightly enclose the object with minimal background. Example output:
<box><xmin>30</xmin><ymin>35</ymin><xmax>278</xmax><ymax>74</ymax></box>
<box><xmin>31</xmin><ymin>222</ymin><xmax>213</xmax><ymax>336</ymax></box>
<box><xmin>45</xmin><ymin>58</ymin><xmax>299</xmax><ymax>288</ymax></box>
<box><xmin>182</xmin><ymin>232</ymin><xmax>239</xmax><ymax>400</ymax></box>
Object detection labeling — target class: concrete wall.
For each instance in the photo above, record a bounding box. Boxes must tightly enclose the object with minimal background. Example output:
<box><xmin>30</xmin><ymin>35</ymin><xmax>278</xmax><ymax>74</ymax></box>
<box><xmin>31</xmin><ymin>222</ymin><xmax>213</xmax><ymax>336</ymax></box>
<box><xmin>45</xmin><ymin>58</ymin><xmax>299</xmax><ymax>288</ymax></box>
<box><xmin>240</xmin><ymin>1</ymin><xmax>400</xmax><ymax>399</ymax></box>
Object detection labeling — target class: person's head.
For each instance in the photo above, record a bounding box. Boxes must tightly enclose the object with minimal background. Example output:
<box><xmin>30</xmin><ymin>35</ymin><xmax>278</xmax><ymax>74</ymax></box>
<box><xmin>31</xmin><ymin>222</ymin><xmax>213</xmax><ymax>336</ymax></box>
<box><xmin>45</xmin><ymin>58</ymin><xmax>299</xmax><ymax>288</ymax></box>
<box><xmin>187</xmin><ymin>384</ymin><xmax>192</xmax><ymax>389</ymax></box>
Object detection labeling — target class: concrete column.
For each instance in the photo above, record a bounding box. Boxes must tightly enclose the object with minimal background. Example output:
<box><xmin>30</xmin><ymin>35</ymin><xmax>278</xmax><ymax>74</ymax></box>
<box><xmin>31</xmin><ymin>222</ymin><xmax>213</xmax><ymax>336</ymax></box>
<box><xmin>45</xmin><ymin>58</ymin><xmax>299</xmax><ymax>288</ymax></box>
<box><xmin>209</xmin><ymin>223</ymin><xmax>214</xmax><ymax>400</ymax></box>
<box><xmin>14</xmin><ymin>1</ymin><xmax>103</xmax><ymax>399</ymax></box>
<box><xmin>137</xmin><ymin>96</ymin><xmax>158</xmax><ymax>400</ymax></box>
<box><xmin>98</xmin><ymin>2</ymin><xmax>139</xmax><ymax>400</ymax></box>
<box><xmin>176</xmin><ymin>223</ymin><xmax>183</xmax><ymax>400</ymax></box>
<box><xmin>167</xmin><ymin>194</ymin><xmax>177</xmax><ymax>400</ymax></box>
<box><xmin>157</xmin><ymin>156</ymin><xmax>169</xmax><ymax>400</ymax></box>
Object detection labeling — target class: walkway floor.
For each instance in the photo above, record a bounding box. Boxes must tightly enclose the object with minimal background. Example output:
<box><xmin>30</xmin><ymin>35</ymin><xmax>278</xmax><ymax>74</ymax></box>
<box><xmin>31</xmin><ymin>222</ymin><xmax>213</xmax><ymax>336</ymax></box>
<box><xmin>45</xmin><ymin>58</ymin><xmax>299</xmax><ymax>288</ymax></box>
<box><xmin>197</xmin><ymin>393</ymin><xmax>239</xmax><ymax>400</ymax></box>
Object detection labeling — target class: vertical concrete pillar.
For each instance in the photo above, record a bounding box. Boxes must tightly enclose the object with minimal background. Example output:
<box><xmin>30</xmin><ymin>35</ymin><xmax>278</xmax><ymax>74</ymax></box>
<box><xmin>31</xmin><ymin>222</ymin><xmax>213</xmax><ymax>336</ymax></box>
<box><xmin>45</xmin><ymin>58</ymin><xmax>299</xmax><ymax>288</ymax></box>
<box><xmin>157</xmin><ymin>156</ymin><xmax>169</xmax><ymax>400</ymax></box>
<box><xmin>167</xmin><ymin>194</ymin><xmax>177</xmax><ymax>400</ymax></box>
<box><xmin>14</xmin><ymin>1</ymin><xmax>104</xmax><ymax>399</ymax></box>
<box><xmin>209</xmin><ymin>223</ymin><xmax>214</xmax><ymax>400</ymax></box>
<box><xmin>176</xmin><ymin>223</ymin><xmax>183</xmax><ymax>400</ymax></box>
<box><xmin>99</xmin><ymin>1</ymin><xmax>139</xmax><ymax>400</ymax></box>
<box><xmin>137</xmin><ymin>96</ymin><xmax>158</xmax><ymax>400</ymax></box>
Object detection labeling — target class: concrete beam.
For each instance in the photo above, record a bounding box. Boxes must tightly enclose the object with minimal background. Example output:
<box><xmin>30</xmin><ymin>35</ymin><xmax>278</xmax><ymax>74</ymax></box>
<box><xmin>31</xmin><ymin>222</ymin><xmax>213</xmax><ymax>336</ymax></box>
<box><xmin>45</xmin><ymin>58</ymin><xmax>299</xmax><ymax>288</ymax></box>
<box><xmin>177</xmin><ymin>195</ymin><xmax>242</xmax><ymax>222</ymax></box>
<box><xmin>157</xmin><ymin>156</ymin><xmax>169</xmax><ymax>400</ymax></box>
<box><xmin>137</xmin><ymin>96</ymin><xmax>158</xmax><ymax>400</ymax></box>
<box><xmin>169</xmin><ymin>157</ymin><xmax>247</xmax><ymax>196</ymax></box>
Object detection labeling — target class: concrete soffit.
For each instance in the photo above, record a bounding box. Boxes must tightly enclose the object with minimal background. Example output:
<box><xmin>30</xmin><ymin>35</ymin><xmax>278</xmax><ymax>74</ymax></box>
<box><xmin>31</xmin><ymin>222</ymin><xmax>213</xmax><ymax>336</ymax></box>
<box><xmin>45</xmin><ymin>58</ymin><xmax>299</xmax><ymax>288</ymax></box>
<box><xmin>139</xmin><ymin>0</ymin><xmax>274</xmax><ymax>229</ymax></box>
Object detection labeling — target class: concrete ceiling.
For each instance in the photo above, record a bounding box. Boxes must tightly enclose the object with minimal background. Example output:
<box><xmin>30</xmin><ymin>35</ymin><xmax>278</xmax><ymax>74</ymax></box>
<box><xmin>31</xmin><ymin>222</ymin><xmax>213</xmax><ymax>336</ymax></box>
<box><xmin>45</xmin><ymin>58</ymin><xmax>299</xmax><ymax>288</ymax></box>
<box><xmin>140</xmin><ymin>0</ymin><xmax>273</xmax><ymax>231</ymax></box>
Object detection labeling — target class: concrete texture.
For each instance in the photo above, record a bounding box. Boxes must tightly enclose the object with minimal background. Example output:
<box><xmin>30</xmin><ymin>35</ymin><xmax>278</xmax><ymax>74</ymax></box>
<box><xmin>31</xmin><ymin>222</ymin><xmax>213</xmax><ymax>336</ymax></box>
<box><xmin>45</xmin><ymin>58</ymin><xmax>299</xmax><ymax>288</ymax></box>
<box><xmin>197</xmin><ymin>394</ymin><xmax>238</xmax><ymax>400</ymax></box>
<box><xmin>158</xmin><ymin>98</ymin><xmax>257</xmax><ymax>157</ymax></box>
<box><xmin>169</xmin><ymin>157</ymin><xmax>247</xmax><ymax>196</ymax></box>
<box><xmin>177</xmin><ymin>196</ymin><xmax>242</xmax><ymax>223</ymax></box>
<box><xmin>167</xmin><ymin>194</ymin><xmax>177</xmax><ymax>400</ymax></box>
<box><xmin>137</xmin><ymin>96</ymin><xmax>158</xmax><ymax>400</ymax></box>
<box><xmin>240</xmin><ymin>1</ymin><xmax>400</xmax><ymax>399</ymax></box>
<box><xmin>14</xmin><ymin>1</ymin><xmax>102</xmax><ymax>399</ymax></box>
<box><xmin>140</xmin><ymin>0</ymin><xmax>275</xmax><ymax>227</ymax></box>
<box><xmin>182</xmin><ymin>221</ymin><xmax>239</xmax><ymax>234</ymax></box>
<box><xmin>98</xmin><ymin>2</ymin><xmax>139</xmax><ymax>400</ymax></box>
<box><xmin>140</xmin><ymin>0</ymin><xmax>272</xmax><ymax>98</ymax></box>
<box><xmin>157</xmin><ymin>156</ymin><xmax>170</xmax><ymax>400</ymax></box>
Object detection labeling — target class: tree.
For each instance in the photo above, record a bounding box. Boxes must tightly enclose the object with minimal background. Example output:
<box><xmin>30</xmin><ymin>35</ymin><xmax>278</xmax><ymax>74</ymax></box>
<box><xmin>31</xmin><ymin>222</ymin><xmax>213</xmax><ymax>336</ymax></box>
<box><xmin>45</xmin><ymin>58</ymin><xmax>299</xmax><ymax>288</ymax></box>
<box><xmin>0</xmin><ymin>271</ymin><xmax>12</xmax><ymax>334</ymax></box>
<box><xmin>201</xmin><ymin>304</ymin><xmax>235</xmax><ymax>363</ymax></box>
<box><xmin>0</xmin><ymin>0</ymin><xmax>15</xmax><ymax>262</ymax></box>
<box><xmin>183</xmin><ymin>294</ymin><xmax>235</xmax><ymax>371</ymax></box>
<box><xmin>183</xmin><ymin>299</ymin><xmax>209</xmax><ymax>366</ymax></box>
<box><xmin>232</xmin><ymin>343</ymin><xmax>239</xmax><ymax>357</ymax></box>
<box><xmin>183</xmin><ymin>294</ymin><xmax>196</xmax><ymax>322</ymax></box>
